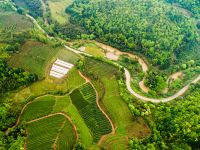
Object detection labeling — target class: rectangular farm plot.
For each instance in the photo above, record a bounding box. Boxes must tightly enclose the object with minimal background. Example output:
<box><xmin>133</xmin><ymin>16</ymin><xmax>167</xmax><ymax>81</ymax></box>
<box><xmin>50</xmin><ymin>59</ymin><xmax>74</xmax><ymax>79</ymax></box>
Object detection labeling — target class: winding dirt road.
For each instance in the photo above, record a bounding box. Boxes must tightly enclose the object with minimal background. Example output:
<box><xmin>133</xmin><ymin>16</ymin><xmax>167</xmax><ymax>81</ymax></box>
<box><xmin>125</xmin><ymin>68</ymin><xmax>200</xmax><ymax>103</ymax></box>
<box><xmin>23</xmin><ymin>9</ymin><xmax>200</xmax><ymax>103</ymax></box>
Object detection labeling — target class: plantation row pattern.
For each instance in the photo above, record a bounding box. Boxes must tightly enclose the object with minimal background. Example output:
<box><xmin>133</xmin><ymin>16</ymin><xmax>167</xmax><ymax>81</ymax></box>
<box><xmin>70</xmin><ymin>83</ymin><xmax>112</xmax><ymax>142</ymax></box>
<box><xmin>26</xmin><ymin>114</ymin><xmax>76</xmax><ymax>150</ymax></box>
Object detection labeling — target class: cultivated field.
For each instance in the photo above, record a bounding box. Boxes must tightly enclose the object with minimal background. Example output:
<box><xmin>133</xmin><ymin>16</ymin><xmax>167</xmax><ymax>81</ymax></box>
<box><xmin>20</xmin><ymin>95</ymin><xmax>55</xmax><ymax>122</ymax></box>
<box><xmin>70</xmin><ymin>83</ymin><xmax>112</xmax><ymax>142</ymax></box>
<box><xmin>8</xmin><ymin>41</ymin><xmax>61</xmax><ymax>78</ymax></box>
<box><xmin>61</xmin><ymin>97</ymin><xmax>93</xmax><ymax>147</ymax></box>
<box><xmin>18</xmin><ymin>94</ymin><xmax>78</xmax><ymax>150</ymax></box>
<box><xmin>26</xmin><ymin>114</ymin><xmax>76</xmax><ymax>150</ymax></box>
<box><xmin>48</xmin><ymin>0</ymin><xmax>72</xmax><ymax>24</ymax></box>
<box><xmin>56</xmin><ymin>48</ymin><xmax>80</xmax><ymax>64</ymax></box>
<box><xmin>0</xmin><ymin>12</ymin><xmax>33</xmax><ymax>32</ymax></box>
<box><xmin>83</xmin><ymin>58</ymin><xmax>151</xmax><ymax>148</ymax></box>
<box><xmin>71</xmin><ymin>40</ymin><xmax>105</xmax><ymax>57</ymax></box>
<box><xmin>0</xmin><ymin>11</ymin><xmax>33</xmax><ymax>43</ymax></box>
<box><xmin>8</xmin><ymin>41</ymin><xmax>80</xmax><ymax>79</ymax></box>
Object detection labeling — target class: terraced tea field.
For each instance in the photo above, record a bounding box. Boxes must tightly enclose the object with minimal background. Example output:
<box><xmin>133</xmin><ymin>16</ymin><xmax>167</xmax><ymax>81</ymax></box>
<box><xmin>20</xmin><ymin>95</ymin><xmax>55</xmax><ymax>122</ymax></box>
<box><xmin>26</xmin><ymin>114</ymin><xmax>76</xmax><ymax>150</ymax></box>
<box><xmin>18</xmin><ymin>94</ymin><xmax>78</xmax><ymax>150</ymax></box>
<box><xmin>70</xmin><ymin>83</ymin><xmax>112</xmax><ymax>142</ymax></box>
<box><xmin>82</xmin><ymin>58</ymin><xmax>151</xmax><ymax>148</ymax></box>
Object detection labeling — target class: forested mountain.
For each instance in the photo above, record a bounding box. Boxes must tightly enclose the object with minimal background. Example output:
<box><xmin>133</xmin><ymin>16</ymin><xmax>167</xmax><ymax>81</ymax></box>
<box><xmin>68</xmin><ymin>0</ymin><xmax>200</xmax><ymax>69</ymax></box>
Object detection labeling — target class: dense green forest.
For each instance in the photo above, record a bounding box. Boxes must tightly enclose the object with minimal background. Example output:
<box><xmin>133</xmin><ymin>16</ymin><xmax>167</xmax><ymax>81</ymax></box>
<box><xmin>129</xmin><ymin>85</ymin><xmax>200</xmax><ymax>149</ymax></box>
<box><xmin>13</xmin><ymin>0</ymin><xmax>43</xmax><ymax>18</ymax></box>
<box><xmin>68</xmin><ymin>0</ymin><xmax>199</xmax><ymax>69</ymax></box>
<box><xmin>165</xmin><ymin>0</ymin><xmax>200</xmax><ymax>18</ymax></box>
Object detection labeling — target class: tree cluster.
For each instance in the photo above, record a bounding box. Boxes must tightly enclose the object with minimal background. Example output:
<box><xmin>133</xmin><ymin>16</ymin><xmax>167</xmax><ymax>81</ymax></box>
<box><xmin>165</xmin><ymin>0</ymin><xmax>200</xmax><ymax>18</ymax></box>
<box><xmin>68</xmin><ymin>0</ymin><xmax>199</xmax><ymax>69</ymax></box>
<box><xmin>129</xmin><ymin>86</ymin><xmax>200</xmax><ymax>149</ymax></box>
<box><xmin>19</xmin><ymin>0</ymin><xmax>43</xmax><ymax>18</ymax></box>
<box><xmin>145</xmin><ymin>71</ymin><xmax>167</xmax><ymax>93</ymax></box>
<box><xmin>0</xmin><ymin>61</ymin><xmax>38</xmax><ymax>98</ymax></box>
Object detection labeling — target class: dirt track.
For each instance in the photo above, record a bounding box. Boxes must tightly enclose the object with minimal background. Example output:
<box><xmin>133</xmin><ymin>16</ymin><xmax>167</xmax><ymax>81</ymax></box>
<box><xmin>125</xmin><ymin>68</ymin><xmax>200</xmax><ymax>103</ymax></box>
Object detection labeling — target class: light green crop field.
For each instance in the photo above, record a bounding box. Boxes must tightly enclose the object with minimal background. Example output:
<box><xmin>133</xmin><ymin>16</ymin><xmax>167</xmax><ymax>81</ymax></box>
<box><xmin>83</xmin><ymin>58</ymin><xmax>151</xmax><ymax>148</ymax></box>
<box><xmin>8</xmin><ymin>41</ymin><xmax>80</xmax><ymax>78</ymax></box>
<box><xmin>84</xmin><ymin>42</ymin><xmax>105</xmax><ymax>57</ymax></box>
<box><xmin>20</xmin><ymin>95</ymin><xmax>55</xmax><ymax>122</ymax></box>
<box><xmin>26</xmin><ymin>114</ymin><xmax>76</xmax><ymax>150</ymax></box>
<box><xmin>53</xmin><ymin>95</ymin><xmax>93</xmax><ymax>147</ymax></box>
<box><xmin>0</xmin><ymin>12</ymin><xmax>33</xmax><ymax>32</ymax></box>
<box><xmin>56</xmin><ymin>48</ymin><xmax>80</xmax><ymax>64</ymax></box>
<box><xmin>72</xmin><ymin>40</ymin><xmax>105</xmax><ymax>57</ymax></box>
<box><xmin>8</xmin><ymin>41</ymin><xmax>61</xmax><ymax>78</ymax></box>
<box><xmin>48</xmin><ymin>0</ymin><xmax>72</xmax><ymax>24</ymax></box>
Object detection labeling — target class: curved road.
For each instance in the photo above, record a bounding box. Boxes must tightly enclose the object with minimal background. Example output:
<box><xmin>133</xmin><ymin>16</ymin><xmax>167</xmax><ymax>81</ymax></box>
<box><xmin>125</xmin><ymin>68</ymin><xmax>200</xmax><ymax>103</ymax></box>
<box><xmin>23</xmin><ymin>9</ymin><xmax>200</xmax><ymax>103</ymax></box>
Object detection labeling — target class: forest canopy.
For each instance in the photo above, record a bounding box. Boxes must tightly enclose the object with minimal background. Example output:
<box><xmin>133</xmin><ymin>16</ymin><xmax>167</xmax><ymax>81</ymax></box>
<box><xmin>165</xmin><ymin>0</ymin><xmax>200</xmax><ymax>19</ymax></box>
<box><xmin>68</xmin><ymin>0</ymin><xmax>200</xmax><ymax>69</ymax></box>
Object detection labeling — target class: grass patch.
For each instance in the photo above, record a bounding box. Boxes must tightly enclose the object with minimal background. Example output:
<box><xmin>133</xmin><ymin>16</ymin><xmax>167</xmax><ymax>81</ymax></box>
<box><xmin>8</xmin><ymin>41</ymin><xmax>61</xmax><ymax>78</ymax></box>
<box><xmin>9</xmin><ymin>68</ymin><xmax>85</xmax><ymax>104</ymax></box>
<box><xmin>48</xmin><ymin>0</ymin><xmax>72</xmax><ymax>24</ymax></box>
<box><xmin>20</xmin><ymin>95</ymin><xmax>55</xmax><ymax>122</ymax></box>
<box><xmin>72</xmin><ymin>40</ymin><xmax>105</xmax><ymax>57</ymax></box>
<box><xmin>84</xmin><ymin>42</ymin><xmax>105</xmax><ymax>57</ymax></box>
<box><xmin>26</xmin><ymin>114</ymin><xmax>76</xmax><ymax>150</ymax></box>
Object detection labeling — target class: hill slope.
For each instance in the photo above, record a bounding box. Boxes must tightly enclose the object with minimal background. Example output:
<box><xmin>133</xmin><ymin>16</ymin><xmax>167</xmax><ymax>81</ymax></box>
<box><xmin>68</xmin><ymin>0</ymin><xmax>200</xmax><ymax>69</ymax></box>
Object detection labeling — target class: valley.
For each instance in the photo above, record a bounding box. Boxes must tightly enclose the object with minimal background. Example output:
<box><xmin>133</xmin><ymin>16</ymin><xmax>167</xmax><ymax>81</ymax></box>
<box><xmin>0</xmin><ymin>0</ymin><xmax>199</xmax><ymax>150</ymax></box>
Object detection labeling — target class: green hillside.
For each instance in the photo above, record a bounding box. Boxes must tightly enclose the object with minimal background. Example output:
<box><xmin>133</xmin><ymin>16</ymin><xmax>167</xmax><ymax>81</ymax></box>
<box><xmin>68</xmin><ymin>0</ymin><xmax>200</xmax><ymax>69</ymax></box>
